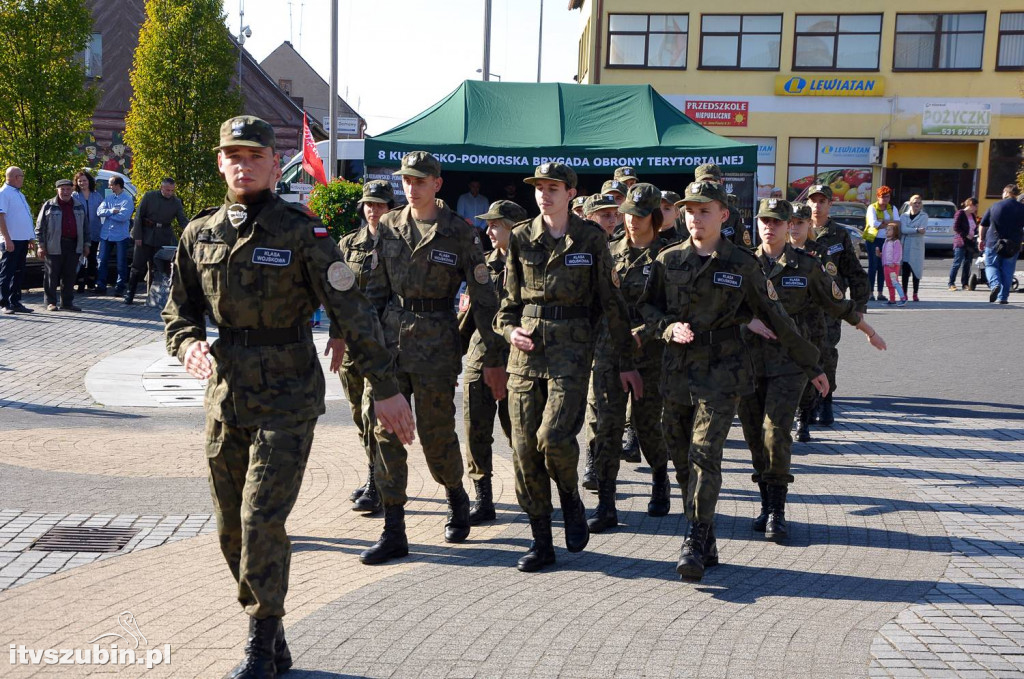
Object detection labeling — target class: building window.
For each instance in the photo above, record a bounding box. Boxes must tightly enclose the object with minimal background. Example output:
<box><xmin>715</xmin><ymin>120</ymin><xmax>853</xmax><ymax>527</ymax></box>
<box><xmin>699</xmin><ymin>14</ymin><xmax>781</xmax><ymax>70</ymax></box>
<box><xmin>278</xmin><ymin>79</ymin><xmax>292</xmax><ymax>95</ymax></box>
<box><xmin>893</xmin><ymin>13</ymin><xmax>985</xmax><ymax>71</ymax></box>
<box><xmin>83</xmin><ymin>33</ymin><xmax>102</xmax><ymax>78</ymax></box>
<box><xmin>788</xmin><ymin>137</ymin><xmax>874</xmax><ymax>204</ymax></box>
<box><xmin>998</xmin><ymin>12</ymin><xmax>1024</xmax><ymax>70</ymax></box>
<box><xmin>578</xmin><ymin>18</ymin><xmax>592</xmax><ymax>81</ymax></box>
<box><xmin>794</xmin><ymin>14</ymin><xmax>881</xmax><ymax>70</ymax></box>
<box><xmin>986</xmin><ymin>140</ymin><xmax>1024</xmax><ymax>198</ymax></box>
<box><xmin>607</xmin><ymin>14</ymin><xmax>687</xmax><ymax>68</ymax></box>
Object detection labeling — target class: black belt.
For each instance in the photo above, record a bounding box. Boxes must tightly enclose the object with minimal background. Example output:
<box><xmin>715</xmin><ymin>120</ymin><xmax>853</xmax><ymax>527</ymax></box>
<box><xmin>522</xmin><ymin>304</ymin><xmax>589</xmax><ymax>320</ymax></box>
<box><xmin>627</xmin><ymin>307</ymin><xmax>644</xmax><ymax>324</ymax></box>
<box><xmin>217</xmin><ymin>325</ymin><xmax>310</xmax><ymax>347</ymax></box>
<box><xmin>694</xmin><ymin>325</ymin><xmax>742</xmax><ymax>346</ymax></box>
<box><xmin>395</xmin><ymin>295</ymin><xmax>454</xmax><ymax>313</ymax></box>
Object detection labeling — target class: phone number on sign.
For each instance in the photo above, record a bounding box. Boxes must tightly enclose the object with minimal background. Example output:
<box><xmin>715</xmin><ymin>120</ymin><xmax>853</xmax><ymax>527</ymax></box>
<box><xmin>937</xmin><ymin>128</ymin><xmax>987</xmax><ymax>136</ymax></box>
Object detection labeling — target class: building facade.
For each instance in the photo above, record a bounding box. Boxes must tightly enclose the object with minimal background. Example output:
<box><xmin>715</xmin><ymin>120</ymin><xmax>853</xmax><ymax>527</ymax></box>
<box><xmin>572</xmin><ymin>0</ymin><xmax>1024</xmax><ymax>208</ymax></box>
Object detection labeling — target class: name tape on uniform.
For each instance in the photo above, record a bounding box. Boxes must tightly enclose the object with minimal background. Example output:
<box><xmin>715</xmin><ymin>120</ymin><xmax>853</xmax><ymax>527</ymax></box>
<box><xmin>252</xmin><ymin>248</ymin><xmax>292</xmax><ymax>267</ymax></box>
<box><xmin>565</xmin><ymin>253</ymin><xmax>593</xmax><ymax>267</ymax></box>
<box><xmin>827</xmin><ymin>243</ymin><xmax>844</xmax><ymax>255</ymax></box>
<box><xmin>429</xmin><ymin>249</ymin><xmax>459</xmax><ymax>267</ymax></box>
<box><xmin>781</xmin><ymin>276</ymin><xmax>808</xmax><ymax>288</ymax></box>
<box><xmin>712</xmin><ymin>272</ymin><xmax>742</xmax><ymax>288</ymax></box>
<box><xmin>722</xmin><ymin>227</ymin><xmax>735</xmax><ymax>237</ymax></box>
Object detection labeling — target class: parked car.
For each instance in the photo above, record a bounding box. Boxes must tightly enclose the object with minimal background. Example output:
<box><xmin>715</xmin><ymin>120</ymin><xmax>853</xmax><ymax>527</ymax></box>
<box><xmin>899</xmin><ymin>199</ymin><xmax>956</xmax><ymax>252</ymax></box>
<box><xmin>828</xmin><ymin>201</ymin><xmax>868</xmax><ymax>258</ymax></box>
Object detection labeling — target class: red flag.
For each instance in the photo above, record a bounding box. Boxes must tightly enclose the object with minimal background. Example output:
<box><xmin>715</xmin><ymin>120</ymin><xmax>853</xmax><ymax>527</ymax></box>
<box><xmin>302</xmin><ymin>113</ymin><xmax>328</xmax><ymax>185</ymax></box>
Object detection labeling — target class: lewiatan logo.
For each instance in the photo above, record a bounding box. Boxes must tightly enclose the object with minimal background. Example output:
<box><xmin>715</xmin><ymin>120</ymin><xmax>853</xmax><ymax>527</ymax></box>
<box><xmin>783</xmin><ymin>77</ymin><xmax>807</xmax><ymax>94</ymax></box>
<box><xmin>776</xmin><ymin>75</ymin><xmax>885</xmax><ymax>97</ymax></box>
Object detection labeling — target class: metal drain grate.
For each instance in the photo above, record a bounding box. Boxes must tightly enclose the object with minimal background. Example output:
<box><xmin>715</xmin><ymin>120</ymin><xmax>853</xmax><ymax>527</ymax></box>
<box><xmin>31</xmin><ymin>526</ymin><xmax>140</xmax><ymax>553</ymax></box>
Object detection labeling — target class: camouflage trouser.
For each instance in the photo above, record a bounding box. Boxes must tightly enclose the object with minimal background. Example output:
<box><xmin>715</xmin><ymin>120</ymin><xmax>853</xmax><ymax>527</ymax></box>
<box><xmin>590</xmin><ymin>360</ymin><xmax>668</xmax><ymax>482</ymax></box>
<box><xmin>205</xmin><ymin>414</ymin><xmax>316</xmax><ymax>619</ymax></box>
<box><xmin>508</xmin><ymin>372</ymin><xmax>588</xmax><ymax>519</ymax></box>
<box><xmin>661</xmin><ymin>396</ymin><xmax>739</xmax><ymax>525</ymax></box>
<box><xmin>374</xmin><ymin>371</ymin><xmax>464</xmax><ymax>507</ymax></box>
<box><xmin>463</xmin><ymin>376</ymin><xmax>511</xmax><ymax>481</ymax></box>
<box><xmin>737</xmin><ymin>372</ymin><xmax>807</xmax><ymax>486</ymax></box>
<box><xmin>339</xmin><ymin>364</ymin><xmax>377</xmax><ymax>466</ymax></box>
<box><xmin>584</xmin><ymin>377</ymin><xmax>635</xmax><ymax>453</ymax></box>
<box><xmin>823</xmin><ymin>316</ymin><xmax>841</xmax><ymax>396</ymax></box>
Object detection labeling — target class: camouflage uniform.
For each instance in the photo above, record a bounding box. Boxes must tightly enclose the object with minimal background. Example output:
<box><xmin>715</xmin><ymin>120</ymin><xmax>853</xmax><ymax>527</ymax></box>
<box><xmin>129</xmin><ymin>187</ymin><xmax>187</xmax><ymax>302</ymax></box>
<box><xmin>794</xmin><ymin>235</ymin><xmax>836</xmax><ymax>415</ymax></box>
<box><xmin>694</xmin><ymin>163</ymin><xmax>752</xmax><ymax>249</ymax></box>
<box><xmin>163</xmin><ymin>119</ymin><xmax>399</xmax><ymax>620</ymax></box>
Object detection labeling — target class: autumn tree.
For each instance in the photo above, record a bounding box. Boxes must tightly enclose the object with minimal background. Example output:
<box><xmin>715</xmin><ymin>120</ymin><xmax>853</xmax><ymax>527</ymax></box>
<box><xmin>0</xmin><ymin>0</ymin><xmax>96</xmax><ymax>208</ymax></box>
<box><xmin>125</xmin><ymin>0</ymin><xmax>241</xmax><ymax>217</ymax></box>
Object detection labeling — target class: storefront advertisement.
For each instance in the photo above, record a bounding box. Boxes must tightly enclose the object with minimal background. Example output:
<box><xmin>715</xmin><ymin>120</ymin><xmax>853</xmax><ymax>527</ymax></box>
<box><xmin>685</xmin><ymin>100</ymin><xmax>749</xmax><ymax>127</ymax></box>
<box><xmin>775</xmin><ymin>75</ymin><xmax>885</xmax><ymax>97</ymax></box>
<box><xmin>922</xmin><ymin>103</ymin><xmax>991</xmax><ymax>137</ymax></box>
<box><xmin>788</xmin><ymin>137</ymin><xmax>873</xmax><ymax>204</ymax></box>
<box><xmin>788</xmin><ymin>167</ymin><xmax>873</xmax><ymax>204</ymax></box>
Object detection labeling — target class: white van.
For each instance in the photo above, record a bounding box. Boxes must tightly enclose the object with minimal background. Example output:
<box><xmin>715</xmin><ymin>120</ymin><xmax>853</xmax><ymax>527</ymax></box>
<box><xmin>278</xmin><ymin>139</ymin><xmax>365</xmax><ymax>204</ymax></box>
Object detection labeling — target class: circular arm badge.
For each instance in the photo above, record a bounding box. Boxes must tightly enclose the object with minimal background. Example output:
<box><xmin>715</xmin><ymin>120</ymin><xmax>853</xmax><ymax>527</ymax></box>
<box><xmin>766</xmin><ymin>279</ymin><xmax>779</xmax><ymax>301</ymax></box>
<box><xmin>327</xmin><ymin>260</ymin><xmax>355</xmax><ymax>291</ymax></box>
<box><xmin>473</xmin><ymin>263</ymin><xmax>490</xmax><ymax>285</ymax></box>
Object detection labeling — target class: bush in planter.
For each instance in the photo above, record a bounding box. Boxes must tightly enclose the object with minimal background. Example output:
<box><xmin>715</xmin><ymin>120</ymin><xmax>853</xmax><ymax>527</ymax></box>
<box><xmin>306</xmin><ymin>179</ymin><xmax>363</xmax><ymax>241</ymax></box>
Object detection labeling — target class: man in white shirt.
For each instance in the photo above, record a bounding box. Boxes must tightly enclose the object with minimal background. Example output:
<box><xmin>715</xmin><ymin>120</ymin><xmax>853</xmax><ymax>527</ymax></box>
<box><xmin>456</xmin><ymin>180</ymin><xmax>490</xmax><ymax>231</ymax></box>
<box><xmin>0</xmin><ymin>166</ymin><xmax>37</xmax><ymax>314</ymax></box>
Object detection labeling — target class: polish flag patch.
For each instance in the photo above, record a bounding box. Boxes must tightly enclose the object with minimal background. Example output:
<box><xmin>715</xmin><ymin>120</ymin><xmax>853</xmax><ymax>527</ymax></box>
<box><xmin>313</xmin><ymin>226</ymin><xmax>330</xmax><ymax>238</ymax></box>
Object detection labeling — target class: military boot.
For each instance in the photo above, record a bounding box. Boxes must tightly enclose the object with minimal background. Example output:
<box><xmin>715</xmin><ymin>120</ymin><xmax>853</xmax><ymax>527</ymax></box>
<box><xmin>444</xmin><ymin>484</ymin><xmax>471</xmax><ymax>543</ymax></box>
<box><xmin>819</xmin><ymin>394</ymin><xmax>835</xmax><ymax>427</ymax></box>
<box><xmin>765</xmin><ymin>485</ymin><xmax>789</xmax><ymax>541</ymax></box>
<box><xmin>676</xmin><ymin>521</ymin><xmax>711</xmax><ymax>581</ymax></box>
<box><xmin>224</xmin><ymin>616</ymin><xmax>279</xmax><ymax>679</ymax></box>
<box><xmin>359</xmin><ymin>505</ymin><xmax>409</xmax><ymax>564</ymax></box>
<box><xmin>581</xmin><ymin>440</ymin><xmax>598</xmax><ymax>492</ymax></box>
<box><xmin>274</xmin><ymin>620</ymin><xmax>292</xmax><ymax>674</ymax></box>
<box><xmin>123</xmin><ymin>270</ymin><xmax>140</xmax><ymax>305</ymax></box>
<box><xmin>587</xmin><ymin>478</ymin><xmax>618</xmax><ymax>533</ymax></box>
<box><xmin>648</xmin><ymin>464</ymin><xmax>671</xmax><ymax>517</ymax></box>
<box><xmin>704</xmin><ymin>524</ymin><xmax>720</xmax><ymax>568</ymax></box>
<box><xmin>557</xmin><ymin>487</ymin><xmax>590</xmax><ymax>553</ymax></box>
<box><xmin>796</xmin><ymin>409</ymin><xmax>812</xmax><ymax>443</ymax></box>
<box><xmin>349</xmin><ymin>465</ymin><xmax>371</xmax><ymax>501</ymax></box>
<box><xmin>352</xmin><ymin>465</ymin><xmax>382</xmax><ymax>514</ymax></box>
<box><xmin>621</xmin><ymin>426</ymin><xmax>641</xmax><ymax>463</ymax></box>
<box><xmin>751</xmin><ymin>482</ymin><xmax>770</xmax><ymax>532</ymax></box>
<box><xmin>469</xmin><ymin>476</ymin><xmax>496</xmax><ymax>525</ymax></box>
<box><xmin>517</xmin><ymin>516</ymin><xmax>555</xmax><ymax>572</ymax></box>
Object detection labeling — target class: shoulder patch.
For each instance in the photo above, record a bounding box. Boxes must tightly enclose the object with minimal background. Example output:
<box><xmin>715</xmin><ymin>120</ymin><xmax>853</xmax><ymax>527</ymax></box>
<box><xmin>825</xmin><ymin>262</ymin><xmax>838</xmax><ymax>277</ymax></box>
<box><xmin>611</xmin><ymin>268</ymin><xmax>621</xmax><ymax>287</ymax></box>
<box><xmin>766</xmin><ymin>279</ymin><xmax>779</xmax><ymax>300</ymax></box>
<box><xmin>473</xmin><ymin>262</ymin><xmax>490</xmax><ymax>285</ymax></box>
<box><xmin>832</xmin><ymin>280</ymin><xmax>844</xmax><ymax>300</ymax></box>
<box><xmin>742</xmin><ymin>230</ymin><xmax>752</xmax><ymax>246</ymax></box>
<box><xmin>327</xmin><ymin>260</ymin><xmax>355</xmax><ymax>291</ymax></box>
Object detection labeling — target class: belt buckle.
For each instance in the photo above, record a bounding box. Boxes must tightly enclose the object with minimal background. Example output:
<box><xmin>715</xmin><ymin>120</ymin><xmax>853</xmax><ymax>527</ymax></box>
<box><xmin>551</xmin><ymin>307</ymin><xmax>562</xmax><ymax>321</ymax></box>
<box><xmin>242</xmin><ymin>329</ymin><xmax>251</xmax><ymax>347</ymax></box>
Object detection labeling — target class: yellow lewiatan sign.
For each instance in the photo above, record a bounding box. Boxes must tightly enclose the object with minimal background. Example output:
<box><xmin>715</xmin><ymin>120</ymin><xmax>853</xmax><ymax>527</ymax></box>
<box><xmin>775</xmin><ymin>75</ymin><xmax>885</xmax><ymax>97</ymax></box>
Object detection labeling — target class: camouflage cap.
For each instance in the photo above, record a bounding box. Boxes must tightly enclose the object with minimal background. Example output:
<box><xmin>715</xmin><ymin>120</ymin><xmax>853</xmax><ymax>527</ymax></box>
<box><xmin>618</xmin><ymin>183</ymin><xmax>662</xmax><ymax>218</ymax></box>
<box><xmin>790</xmin><ymin>201</ymin><xmax>812</xmax><ymax>220</ymax></box>
<box><xmin>676</xmin><ymin>181</ymin><xmax>729</xmax><ymax>206</ymax></box>
<box><xmin>661</xmin><ymin>190</ymin><xmax>681</xmax><ymax>205</ymax></box>
<box><xmin>694</xmin><ymin>163</ymin><xmax>723</xmax><ymax>183</ymax></box>
<box><xmin>357</xmin><ymin>179</ymin><xmax>394</xmax><ymax>204</ymax></box>
<box><xmin>601</xmin><ymin>179</ymin><xmax>628</xmax><ymax>196</ymax></box>
<box><xmin>571</xmin><ymin>196</ymin><xmax>588</xmax><ymax>209</ymax></box>
<box><xmin>807</xmin><ymin>183</ymin><xmax>833</xmax><ymax>200</ymax></box>
<box><xmin>394</xmin><ymin>151</ymin><xmax>441</xmax><ymax>177</ymax></box>
<box><xmin>477</xmin><ymin>199</ymin><xmax>527</xmax><ymax>222</ymax></box>
<box><xmin>613</xmin><ymin>166</ymin><xmax>638</xmax><ymax>182</ymax></box>
<box><xmin>756</xmin><ymin>197</ymin><xmax>793</xmax><ymax>221</ymax></box>
<box><xmin>523</xmin><ymin>162</ymin><xmax>577</xmax><ymax>189</ymax></box>
<box><xmin>215</xmin><ymin>115</ymin><xmax>275</xmax><ymax>150</ymax></box>
<box><xmin>583</xmin><ymin>193</ymin><xmax>619</xmax><ymax>215</ymax></box>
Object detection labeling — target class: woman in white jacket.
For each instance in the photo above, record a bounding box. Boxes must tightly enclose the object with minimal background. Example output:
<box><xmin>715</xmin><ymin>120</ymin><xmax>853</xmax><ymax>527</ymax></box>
<box><xmin>899</xmin><ymin>195</ymin><xmax>928</xmax><ymax>302</ymax></box>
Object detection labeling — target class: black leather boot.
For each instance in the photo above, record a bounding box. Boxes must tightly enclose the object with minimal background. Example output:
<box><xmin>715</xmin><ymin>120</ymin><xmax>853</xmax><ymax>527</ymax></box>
<box><xmin>751</xmin><ymin>482</ymin><xmax>770</xmax><ymax>532</ymax></box>
<box><xmin>796</xmin><ymin>409</ymin><xmax>812</xmax><ymax>443</ymax></box>
<box><xmin>359</xmin><ymin>505</ymin><xmax>409</xmax><ymax>564</ymax></box>
<box><xmin>517</xmin><ymin>516</ymin><xmax>555</xmax><ymax>572</ymax></box>
<box><xmin>444</xmin><ymin>485</ymin><xmax>471</xmax><ymax>543</ymax></box>
<box><xmin>765</xmin><ymin>485</ymin><xmax>789</xmax><ymax>541</ymax></box>
<box><xmin>581</xmin><ymin>440</ymin><xmax>598</xmax><ymax>492</ymax></box>
<box><xmin>352</xmin><ymin>465</ymin><xmax>381</xmax><ymax>514</ymax></box>
<box><xmin>274</xmin><ymin>621</ymin><xmax>292</xmax><ymax>674</ymax></box>
<box><xmin>704</xmin><ymin>524</ymin><xmax>719</xmax><ymax>568</ymax></box>
<box><xmin>676</xmin><ymin>521</ymin><xmax>710</xmax><ymax>581</ymax></box>
<box><xmin>819</xmin><ymin>394</ymin><xmax>835</xmax><ymax>427</ymax></box>
<box><xmin>225</xmin><ymin>616</ymin><xmax>279</xmax><ymax>679</ymax></box>
<box><xmin>621</xmin><ymin>425</ymin><xmax>641</xmax><ymax>463</ymax></box>
<box><xmin>349</xmin><ymin>465</ymin><xmax>371</xmax><ymax>501</ymax></box>
<box><xmin>557</xmin><ymin>487</ymin><xmax>590</xmax><ymax>553</ymax></box>
<box><xmin>469</xmin><ymin>476</ymin><xmax>496</xmax><ymax>525</ymax></box>
<box><xmin>587</xmin><ymin>478</ymin><xmax>618</xmax><ymax>533</ymax></box>
<box><xmin>123</xmin><ymin>270</ymin><xmax>139</xmax><ymax>305</ymax></box>
<box><xmin>648</xmin><ymin>465</ymin><xmax>671</xmax><ymax>516</ymax></box>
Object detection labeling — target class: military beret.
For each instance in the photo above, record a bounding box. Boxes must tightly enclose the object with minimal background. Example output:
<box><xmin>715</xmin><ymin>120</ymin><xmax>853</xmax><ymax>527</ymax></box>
<box><xmin>676</xmin><ymin>181</ymin><xmax>729</xmax><ymax>206</ymax></box>
<box><xmin>477</xmin><ymin>199</ymin><xmax>527</xmax><ymax>222</ymax></box>
<box><xmin>524</xmin><ymin>162</ymin><xmax>577</xmax><ymax>189</ymax></box>
<box><xmin>215</xmin><ymin>115</ymin><xmax>275</xmax><ymax>150</ymax></box>
<box><xmin>619</xmin><ymin>183</ymin><xmax>661</xmax><ymax>218</ymax></box>
<box><xmin>756</xmin><ymin>198</ymin><xmax>793</xmax><ymax>222</ymax></box>
<box><xmin>394</xmin><ymin>151</ymin><xmax>441</xmax><ymax>178</ymax></box>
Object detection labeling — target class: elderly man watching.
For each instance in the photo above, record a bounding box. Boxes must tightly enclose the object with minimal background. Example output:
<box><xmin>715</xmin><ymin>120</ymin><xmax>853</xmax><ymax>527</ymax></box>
<box><xmin>0</xmin><ymin>166</ymin><xmax>37</xmax><ymax>314</ymax></box>
<box><xmin>35</xmin><ymin>179</ymin><xmax>88</xmax><ymax>311</ymax></box>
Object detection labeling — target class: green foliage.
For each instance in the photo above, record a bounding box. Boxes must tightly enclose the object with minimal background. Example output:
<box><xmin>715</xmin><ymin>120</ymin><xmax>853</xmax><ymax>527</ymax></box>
<box><xmin>0</xmin><ymin>0</ymin><xmax>96</xmax><ymax>208</ymax></box>
<box><xmin>124</xmin><ymin>0</ymin><xmax>242</xmax><ymax>217</ymax></box>
<box><xmin>306</xmin><ymin>180</ymin><xmax>364</xmax><ymax>240</ymax></box>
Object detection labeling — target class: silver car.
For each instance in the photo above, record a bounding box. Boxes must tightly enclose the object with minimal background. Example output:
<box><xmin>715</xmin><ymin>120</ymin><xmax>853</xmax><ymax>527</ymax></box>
<box><xmin>900</xmin><ymin>200</ymin><xmax>956</xmax><ymax>251</ymax></box>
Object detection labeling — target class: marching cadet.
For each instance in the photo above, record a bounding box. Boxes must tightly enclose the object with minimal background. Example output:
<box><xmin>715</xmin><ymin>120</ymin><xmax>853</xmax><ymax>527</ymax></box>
<box><xmin>495</xmin><ymin>162</ymin><xmax>642</xmax><ymax>572</ymax></box>
<box><xmin>642</xmin><ymin>180</ymin><xmax>826</xmax><ymax>582</ymax></box>
<box><xmin>571</xmin><ymin>196</ymin><xmax>588</xmax><ymax>219</ymax></box>
<box><xmin>602</xmin><ymin>179</ymin><xmax>628</xmax><ymax>240</ymax></box>
<box><xmin>163</xmin><ymin>115</ymin><xmax>414</xmax><ymax>678</ymax></box>
<box><xmin>807</xmin><ymin>184</ymin><xmax>870</xmax><ymax>426</ymax></box>
<box><xmin>737</xmin><ymin>198</ymin><xmax>886</xmax><ymax>541</ymax></box>
<box><xmin>360</xmin><ymin>151</ymin><xmax>508</xmax><ymax>565</ymax></box>
<box><xmin>459</xmin><ymin>200</ymin><xmax>526</xmax><ymax>524</ymax></box>
<box><xmin>583</xmin><ymin>192</ymin><xmax>620</xmax><ymax>239</ymax></box>
<box><xmin>614</xmin><ymin>166</ymin><xmax>639</xmax><ymax>188</ymax></box>
<box><xmin>659</xmin><ymin>190</ymin><xmax>685</xmax><ymax>243</ymax></box>
<box><xmin>693</xmin><ymin>163</ymin><xmax>753</xmax><ymax>249</ymax></box>
<box><xmin>587</xmin><ymin>183</ymin><xmax>673</xmax><ymax>534</ymax></box>
<box><xmin>338</xmin><ymin>180</ymin><xmax>394</xmax><ymax>514</ymax></box>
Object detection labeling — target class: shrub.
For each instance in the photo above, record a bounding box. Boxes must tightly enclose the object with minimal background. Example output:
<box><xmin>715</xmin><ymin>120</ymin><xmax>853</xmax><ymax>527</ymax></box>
<box><xmin>306</xmin><ymin>179</ymin><xmax>363</xmax><ymax>240</ymax></box>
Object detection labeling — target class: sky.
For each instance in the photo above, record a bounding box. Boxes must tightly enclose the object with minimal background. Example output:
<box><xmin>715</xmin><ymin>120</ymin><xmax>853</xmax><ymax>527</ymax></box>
<box><xmin>222</xmin><ymin>0</ymin><xmax>584</xmax><ymax>135</ymax></box>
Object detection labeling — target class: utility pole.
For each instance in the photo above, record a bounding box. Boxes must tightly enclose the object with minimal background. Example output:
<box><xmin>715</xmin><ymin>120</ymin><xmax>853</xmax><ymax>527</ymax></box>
<box><xmin>328</xmin><ymin>0</ymin><xmax>338</xmax><ymax>180</ymax></box>
<box><xmin>537</xmin><ymin>0</ymin><xmax>543</xmax><ymax>82</ymax></box>
<box><xmin>482</xmin><ymin>0</ymin><xmax>491</xmax><ymax>81</ymax></box>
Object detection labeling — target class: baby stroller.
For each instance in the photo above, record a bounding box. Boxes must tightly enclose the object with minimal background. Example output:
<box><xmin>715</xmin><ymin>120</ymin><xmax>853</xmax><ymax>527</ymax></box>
<box><xmin>968</xmin><ymin>254</ymin><xmax>1020</xmax><ymax>292</ymax></box>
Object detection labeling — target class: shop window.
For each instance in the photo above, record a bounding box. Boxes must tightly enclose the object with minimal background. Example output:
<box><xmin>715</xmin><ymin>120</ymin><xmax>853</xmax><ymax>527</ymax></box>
<box><xmin>700</xmin><ymin>14</ymin><xmax>781</xmax><ymax>70</ymax></box>
<box><xmin>986</xmin><ymin>140</ymin><xmax>1024</xmax><ymax>198</ymax></box>
<box><xmin>894</xmin><ymin>13</ymin><xmax>984</xmax><ymax>71</ymax></box>
<box><xmin>730</xmin><ymin>136</ymin><xmax>778</xmax><ymax>199</ymax></box>
<box><xmin>997</xmin><ymin>12</ymin><xmax>1024</xmax><ymax>70</ymax></box>
<box><xmin>794</xmin><ymin>14</ymin><xmax>881</xmax><ymax>70</ymax></box>
<box><xmin>787</xmin><ymin>137</ymin><xmax>874</xmax><ymax>204</ymax></box>
<box><xmin>607</xmin><ymin>14</ymin><xmax>688</xmax><ymax>68</ymax></box>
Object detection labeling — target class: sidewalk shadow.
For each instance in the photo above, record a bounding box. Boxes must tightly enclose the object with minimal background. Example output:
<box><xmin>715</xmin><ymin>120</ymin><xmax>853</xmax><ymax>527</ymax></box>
<box><xmin>840</xmin><ymin>395</ymin><xmax>1024</xmax><ymax>421</ymax></box>
<box><xmin>0</xmin><ymin>401</ymin><xmax>144</xmax><ymax>418</ymax></box>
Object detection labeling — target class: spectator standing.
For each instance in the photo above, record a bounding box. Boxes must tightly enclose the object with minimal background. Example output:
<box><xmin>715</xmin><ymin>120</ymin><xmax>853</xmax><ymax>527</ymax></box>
<box><xmin>95</xmin><ymin>177</ymin><xmax>134</xmax><ymax>296</ymax></box>
<box><xmin>456</xmin><ymin>179</ymin><xmax>490</xmax><ymax>231</ymax></box>
<box><xmin>948</xmin><ymin>197</ymin><xmax>979</xmax><ymax>291</ymax></box>
<box><xmin>0</xmin><ymin>166</ymin><xmax>36</xmax><ymax>314</ymax></box>
<box><xmin>35</xmin><ymin>179</ymin><xmax>87</xmax><ymax>311</ymax></box>
<box><xmin>899</xmin><ymin>195</ymin><xmax>927</xmax><ymax>302</ymax></box>
<box><xmin>865</xmin><ymin>186</ymin><xmax>899</xmax><ymax>300</ymax></box>
<box><xmin>979</xmin><ymin>184</ymin><xmax>1024</xmax><ymax>304</ymax></box>
<box><xmin>73</xmin><ymin>170</ymin><xmax>103</xmax><ymax>293</ymax></box>
<box><xmin>127</xmin><ymin>177</ymin><xmax>187</xmax><ymax>305</ymax></box>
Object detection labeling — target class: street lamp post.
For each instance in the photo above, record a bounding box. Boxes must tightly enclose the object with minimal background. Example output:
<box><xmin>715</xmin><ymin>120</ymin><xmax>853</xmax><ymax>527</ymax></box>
<box><xmin>237</xmin><ymin>1</ymin><xmax>251</xmax><ymax>93</ymax></box>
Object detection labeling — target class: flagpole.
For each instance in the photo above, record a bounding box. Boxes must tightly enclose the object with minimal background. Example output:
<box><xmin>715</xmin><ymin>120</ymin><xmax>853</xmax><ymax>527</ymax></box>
<box><xmin>328</xmin><ymin>0</ymin><xmax>339</xmax><ymax>181</ymax></box>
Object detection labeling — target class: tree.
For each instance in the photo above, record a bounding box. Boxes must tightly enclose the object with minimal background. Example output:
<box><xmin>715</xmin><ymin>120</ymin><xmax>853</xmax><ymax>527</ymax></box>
<box><xmin>125</xmin><ymin>0</ymin><xmax>241</xmax><ymax>218</ymax></box>
<box><xmin>0</xmin><ymin>0</ymin><xmax>96</xmax><ymax>208</ymax></box>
